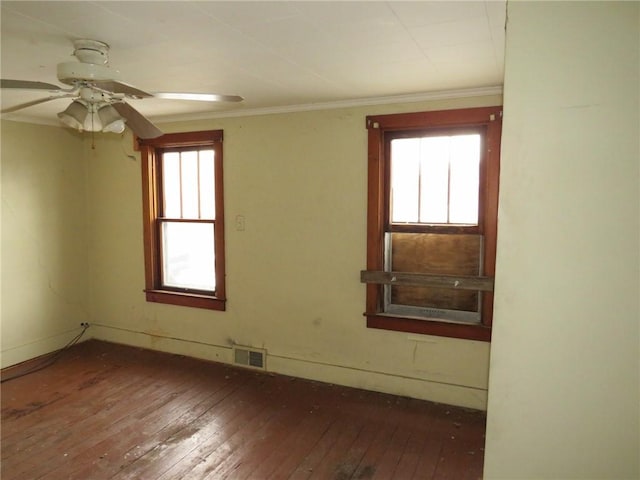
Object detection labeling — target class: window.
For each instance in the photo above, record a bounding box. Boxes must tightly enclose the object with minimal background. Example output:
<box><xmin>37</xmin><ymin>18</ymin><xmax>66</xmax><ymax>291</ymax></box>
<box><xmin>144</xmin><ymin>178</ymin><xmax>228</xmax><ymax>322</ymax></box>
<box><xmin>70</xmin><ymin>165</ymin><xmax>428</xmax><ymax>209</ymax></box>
<box><xmin>139</xmin><ymin>130</ymin><xmax>226</xmax><ymax>310</ymax></box>
<box><xmin>361</xmin><ymin>107</ymin><xmax>502</xmax><ymax>341</ymax></box>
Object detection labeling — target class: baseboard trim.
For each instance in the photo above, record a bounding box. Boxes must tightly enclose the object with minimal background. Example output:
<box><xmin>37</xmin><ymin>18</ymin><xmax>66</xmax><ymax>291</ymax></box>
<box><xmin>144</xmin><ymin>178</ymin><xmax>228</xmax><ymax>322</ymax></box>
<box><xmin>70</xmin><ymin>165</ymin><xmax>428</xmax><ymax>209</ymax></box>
<box><xmin>89</xmin><ymin>323</ymin><xmax>232</xmax><ymax>364</ymax></box>
<box><xmin>91</xmin><ymin>323</ymin><xmax>487</xmax><ymax>410</ymax></box>
<box><xmin>268</xmin><ymin>353</ymin><xmax>487</xmax><ymax>410</ymax></box>
<box><xmin>1</xmin><ymin>327</ymin><xmax>90</xmax><ymax>369</ymax></box>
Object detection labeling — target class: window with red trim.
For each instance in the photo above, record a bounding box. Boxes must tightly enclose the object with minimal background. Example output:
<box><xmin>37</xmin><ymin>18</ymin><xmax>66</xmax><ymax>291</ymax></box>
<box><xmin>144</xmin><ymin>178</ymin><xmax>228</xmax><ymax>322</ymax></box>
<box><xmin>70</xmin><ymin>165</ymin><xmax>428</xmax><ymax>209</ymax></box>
<box><xmin>139</xmin><ymin>130</ymin><xmax>226</xmax><ymax>311</ymax></box>
<box><xmin>362</xmin><ymin>107</ymin><xmax>502</xmax><ymax>341</ymax></box>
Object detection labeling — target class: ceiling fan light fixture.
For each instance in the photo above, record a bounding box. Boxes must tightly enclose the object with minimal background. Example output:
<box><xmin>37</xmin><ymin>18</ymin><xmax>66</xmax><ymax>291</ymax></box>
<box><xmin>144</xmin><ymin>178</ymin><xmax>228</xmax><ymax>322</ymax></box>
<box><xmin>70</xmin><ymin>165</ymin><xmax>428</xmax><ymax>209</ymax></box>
<box><xmin>57</xmin><ymin>100</ymin><xmax>88</xmax><ymax>130</ymax></box>
<box><xmin>98</xmin><ymin>104</ymin><xmax>126</xmax><ymax>134</ymax></box>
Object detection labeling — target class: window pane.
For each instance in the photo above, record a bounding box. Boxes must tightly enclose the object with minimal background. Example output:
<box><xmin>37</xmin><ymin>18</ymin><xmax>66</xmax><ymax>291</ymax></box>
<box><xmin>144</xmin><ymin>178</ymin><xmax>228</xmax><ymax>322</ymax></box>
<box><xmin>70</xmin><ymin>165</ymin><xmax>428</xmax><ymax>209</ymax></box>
<box><xmin>162</xmin><ymin>152</ymin><xmax>181</xmax><ymax>218</ymax></box>
<box><xmin>449</xmin><ymin>135</ymin><xmax>480</xmax><ymax>224</ymax></box>
<box><xmin>199</xmin><ymin>150</ymin><xmax>215</xmax><ymax>220</ymax></box>
<box><xmin>161</xmin><ymin>221</ymin><xmax>216</xmax><ymax>291</ymax></box>
<box><xmin>390</xmin><ymin>133</ymin><xmax>481</xmax><ymax>225</ymax></box>
<box><xmin>419</xmin><ymin>136</ymin><xmax>449</xmax><ymax>223</ymax></box>
<box><xmin>180</xmin><ymin>151</ymin><xmax>199</xmax><ymax>219</ymax></box>
<box><xmin>390</xmin><ymin>138</ymin><xmax>420</xmax><ymax>222</ymax></box>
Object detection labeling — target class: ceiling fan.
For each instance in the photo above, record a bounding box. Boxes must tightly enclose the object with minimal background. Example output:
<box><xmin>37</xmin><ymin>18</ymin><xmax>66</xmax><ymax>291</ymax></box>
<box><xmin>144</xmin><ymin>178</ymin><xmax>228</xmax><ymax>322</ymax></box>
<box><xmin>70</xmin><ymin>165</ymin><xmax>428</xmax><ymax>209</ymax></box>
<box><xmin>0</xmin><ymin>39</ymin><xmax>243</xmax><ymax>139</ymax></box>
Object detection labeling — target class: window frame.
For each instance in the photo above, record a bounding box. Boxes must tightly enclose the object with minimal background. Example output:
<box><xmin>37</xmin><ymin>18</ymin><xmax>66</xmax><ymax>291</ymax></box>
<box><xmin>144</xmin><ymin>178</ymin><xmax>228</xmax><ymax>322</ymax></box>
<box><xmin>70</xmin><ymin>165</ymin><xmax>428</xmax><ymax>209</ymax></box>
<box><xmin>363</xmin><ymin>106</ymin><xmax>502</xmax><ymax>341</ymax></box>
<box><xmin>139</xmin><ymin>130</ymin><xmax>226</xmax><ymax>311</ymax></box>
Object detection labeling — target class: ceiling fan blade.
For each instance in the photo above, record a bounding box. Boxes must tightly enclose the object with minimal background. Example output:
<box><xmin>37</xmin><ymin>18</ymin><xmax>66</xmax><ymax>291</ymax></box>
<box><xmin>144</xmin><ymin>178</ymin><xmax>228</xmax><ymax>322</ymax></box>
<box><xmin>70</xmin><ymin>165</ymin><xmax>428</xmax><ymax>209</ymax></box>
<box><xmin>1</xmin><ymin>93</ymin><xmax>76</xmax><ymax>114</ymax></box>
<box><xmin>1</xmin><ymin>79</ymin><xmax>62</xmax><ymax>91</ymax></box>
<box><xmin>112</xmin><ymin>102</ymin><xmax>163</xmax><ymax>139</ymax></box>
<box><xmin>91</xmin><ymin>80</ymin><xmax>153</xmax><ymax>99</ymax></box>
<box><xmin>154</xmin><ymin>92</ymin><xmax>244</xmax><ymax>103</ymax></box>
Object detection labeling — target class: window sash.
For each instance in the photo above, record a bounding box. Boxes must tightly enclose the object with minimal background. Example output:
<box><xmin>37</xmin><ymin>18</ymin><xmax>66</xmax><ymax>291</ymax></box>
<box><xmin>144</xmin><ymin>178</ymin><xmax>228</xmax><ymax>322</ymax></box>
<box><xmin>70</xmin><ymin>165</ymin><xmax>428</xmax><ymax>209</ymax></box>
<box><xmin>382</xmin><ymin>231</ymin><xmax>483</xmax><ymax>324</ymax></box>
<box><xmin>159</xmin><ymin>219</ymin><xmax>216</xmax><ymax>293</ymax></box>
<box><xmin>161</xmin><ymin>148</ymin><xmax>216</xmax><ymax>220</ymax></box>
<box><xmin>389</xmin><ymin>133</ymin><xmax>482</xmax><ymax>226</ymax></box>
<box><xmin>157</xmin><ymin>146</ymin><xmax>218</xmax><ymax>294</ymax></box>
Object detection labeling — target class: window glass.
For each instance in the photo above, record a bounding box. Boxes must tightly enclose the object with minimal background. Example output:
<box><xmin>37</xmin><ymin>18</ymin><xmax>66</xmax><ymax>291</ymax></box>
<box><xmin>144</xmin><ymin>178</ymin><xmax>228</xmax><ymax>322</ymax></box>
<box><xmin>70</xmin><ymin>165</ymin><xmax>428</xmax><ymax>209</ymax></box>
<box><xmin>449</xmin><ymin>135</ymin><xmax>480</xmax><ymax>224</ymax></box>
<box><xmin>419</xmin><ymin>136</ymin><xmax>449</xmax><ymax>223</ymax></box>
<box><xmin>180</xmin><ymin>150</ymin><xmax>199</xmax><ymax>219</ymax></box>
<box><xmin>162</xmin><ymin>152</ymin><xmax>181</xmax><ymax>218</ymax></box>
<box><xmin>199</xmin><ymin>150</ymin><xmax>215</xmax><ymax>220</ymax></box>
<box><xmin>390</xmin><ymin>134</ymin><xmax>481</xmax><ymax>225</ymax></box>
<box><xmin>161</xmin><ymin>222</ymin><xmax>216</xmax><ymax>291</ymax></box>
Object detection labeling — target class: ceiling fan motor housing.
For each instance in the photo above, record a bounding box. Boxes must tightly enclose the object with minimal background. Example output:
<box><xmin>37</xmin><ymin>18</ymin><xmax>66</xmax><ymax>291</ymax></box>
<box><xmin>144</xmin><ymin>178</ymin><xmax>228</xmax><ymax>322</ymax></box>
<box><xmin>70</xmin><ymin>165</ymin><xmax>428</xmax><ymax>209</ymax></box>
<box><xmin>57</xmin><ymin>61</ymin><xmax>121</xmax><ymax>86</ymax></box>
<box><xmin>57</xmin><ymin>39</ymin><xmax>119</xmax><ymax>86</ymax></box>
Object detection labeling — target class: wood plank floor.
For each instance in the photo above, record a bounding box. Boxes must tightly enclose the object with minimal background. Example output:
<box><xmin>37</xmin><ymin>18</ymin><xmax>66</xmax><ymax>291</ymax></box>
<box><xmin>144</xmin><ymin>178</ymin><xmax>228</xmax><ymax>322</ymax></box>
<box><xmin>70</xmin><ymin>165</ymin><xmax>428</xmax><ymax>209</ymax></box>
<box><xmin>1</xmin><ymin>340</ymin><xmax>485</xmax><ymax>479</ymax></box>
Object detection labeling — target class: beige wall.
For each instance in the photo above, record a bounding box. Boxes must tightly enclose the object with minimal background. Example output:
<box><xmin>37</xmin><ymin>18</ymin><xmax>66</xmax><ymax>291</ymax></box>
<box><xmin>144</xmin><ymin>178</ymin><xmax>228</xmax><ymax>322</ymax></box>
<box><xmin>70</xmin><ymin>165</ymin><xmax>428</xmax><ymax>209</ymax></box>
<box><xmin>1</xmin><ymin>121</ymin><xmax>89</xmax><ymax>367</ymax></box>
<box><xmin>484</xmin><ymin>2</ymin><xmax>639</xmax><ymax>478</ymax></box>
<box><xmin>2</xmin><ymin>2</ymin><xmax>638</xmax><ymax>473</ymax></box>
<box><xmin>86</xmin><ymin>94</ymin><xmax>501</xmax><ymax>410</ymax></box>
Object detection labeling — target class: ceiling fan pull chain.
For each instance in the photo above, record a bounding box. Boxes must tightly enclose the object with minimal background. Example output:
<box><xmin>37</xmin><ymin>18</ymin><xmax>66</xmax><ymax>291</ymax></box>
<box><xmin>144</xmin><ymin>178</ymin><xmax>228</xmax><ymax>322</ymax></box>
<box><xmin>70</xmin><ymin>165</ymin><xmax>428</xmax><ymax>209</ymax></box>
<box><xmin>91</xmin><ymin>114</ymin><xmax>96</xmax><ymax>150</ymax></box>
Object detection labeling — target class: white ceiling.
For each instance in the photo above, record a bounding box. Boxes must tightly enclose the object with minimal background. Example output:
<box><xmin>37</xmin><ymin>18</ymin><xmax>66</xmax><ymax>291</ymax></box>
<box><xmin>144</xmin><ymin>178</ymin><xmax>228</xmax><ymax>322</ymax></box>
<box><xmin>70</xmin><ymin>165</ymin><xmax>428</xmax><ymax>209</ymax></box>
<box><xmin>1</xmin><ymin>1</ymin><xmax>506</xmax><ymax>125</ymax></box>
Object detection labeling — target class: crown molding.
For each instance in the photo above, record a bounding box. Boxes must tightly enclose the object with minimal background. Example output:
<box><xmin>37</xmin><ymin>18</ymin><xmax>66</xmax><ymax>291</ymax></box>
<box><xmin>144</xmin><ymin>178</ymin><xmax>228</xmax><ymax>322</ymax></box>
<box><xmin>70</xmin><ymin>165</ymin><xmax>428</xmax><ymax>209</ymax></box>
<box><xmin>154</xmin><ymin>85</ymin><xmax>503</xmax><ymax>123</ymax></box>
<box><xmin>2</xmin><ymin>85</ymin><xmax>503</xmax><ymax>130</ymax></box>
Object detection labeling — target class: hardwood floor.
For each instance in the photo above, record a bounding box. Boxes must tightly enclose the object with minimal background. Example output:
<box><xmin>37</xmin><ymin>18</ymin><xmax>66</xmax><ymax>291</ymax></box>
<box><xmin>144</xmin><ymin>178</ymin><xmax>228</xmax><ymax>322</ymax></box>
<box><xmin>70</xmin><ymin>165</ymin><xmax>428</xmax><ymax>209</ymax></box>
<box><xmin>1</xmin><ymin>340</ymin><xmax>485</xmax><ymax>479</ymax></box>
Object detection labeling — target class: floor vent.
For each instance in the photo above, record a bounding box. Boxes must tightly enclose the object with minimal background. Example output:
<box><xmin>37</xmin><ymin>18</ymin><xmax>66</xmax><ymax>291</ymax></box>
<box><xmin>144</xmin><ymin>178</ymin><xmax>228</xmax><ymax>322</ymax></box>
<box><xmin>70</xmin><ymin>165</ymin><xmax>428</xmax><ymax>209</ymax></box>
<box><xmin>232</xmin><ymin>346</ymin><xmax>266</xmax><ymax>370</ymax></box>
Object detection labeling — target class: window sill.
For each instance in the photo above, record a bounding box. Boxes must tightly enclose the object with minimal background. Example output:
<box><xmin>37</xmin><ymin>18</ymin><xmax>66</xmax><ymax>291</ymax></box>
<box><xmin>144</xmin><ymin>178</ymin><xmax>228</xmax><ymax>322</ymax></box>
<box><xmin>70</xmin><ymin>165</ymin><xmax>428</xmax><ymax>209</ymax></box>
<box><xmin>365</xmin><ymin>313</ymin><xmax>491</xmax><ymax>342</ymax></box>
<box><xmin>144</xmin><ymin>289</ymin><xmax>226</xmax><ymax>311</ymax></box>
